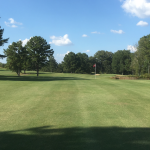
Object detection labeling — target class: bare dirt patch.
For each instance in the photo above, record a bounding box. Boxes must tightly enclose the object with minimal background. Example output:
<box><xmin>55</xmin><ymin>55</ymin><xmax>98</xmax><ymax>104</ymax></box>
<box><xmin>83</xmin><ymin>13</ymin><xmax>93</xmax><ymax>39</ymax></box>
<box><xmin>111</xmin><ymin>75</ymin><xmax>137</xmax><ymax>80</ymax></box>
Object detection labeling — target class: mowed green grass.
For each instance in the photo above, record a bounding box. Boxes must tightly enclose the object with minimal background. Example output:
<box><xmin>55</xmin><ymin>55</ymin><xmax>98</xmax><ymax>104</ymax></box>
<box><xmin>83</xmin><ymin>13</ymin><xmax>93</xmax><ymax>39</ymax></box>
<box><xmin>0</xmin><ymin>68</ymin><xmax>150</xmax><ymax>150</ymax></box>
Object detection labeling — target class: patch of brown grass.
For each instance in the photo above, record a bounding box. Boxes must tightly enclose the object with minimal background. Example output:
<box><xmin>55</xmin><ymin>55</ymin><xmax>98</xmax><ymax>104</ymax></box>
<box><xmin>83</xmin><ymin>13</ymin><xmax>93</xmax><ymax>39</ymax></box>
<box><xmin>110</xmin><ymin>75</ymin><xmax>137</xmax><ymax>80</ymax></box>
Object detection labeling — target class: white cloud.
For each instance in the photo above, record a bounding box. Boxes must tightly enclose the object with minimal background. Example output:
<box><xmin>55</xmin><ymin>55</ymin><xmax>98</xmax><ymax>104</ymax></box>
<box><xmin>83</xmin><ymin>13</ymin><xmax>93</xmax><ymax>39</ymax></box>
<box><xmin>136</xmin><ymin>20</ymin><xmax>148</xmax><ymax>26</ymax></box>
<box><xmin>5</xmin><ymin>18</ymin><xmax>23</xmax><ymax>28</ymax></box>
<box><xmin>127</xmin><ymin>45</ymin><xmax>137</xmax><ymax>52</ymax></box>
<box><xmin>110</xmin><ymin>29</ymin><xmax>125</xmax><ymax>34</ymax></box>
<box><xmin>49</xmin><ymin>34</ymin><xmax>72</xmax><ymax>46</ymax></box>
<box><xmin>121</xmin><ymin>0</ymin><xmax>150</xmax><ymax>18</ymax></box>
<box><xmin>82</xmin><ymin>34</ymin><xmax>88</xmax><ymax>37</ymax></box>
<box><xmin>9</xmin><ymin>18</ymin><xmax>15</xmax><ymax>24</ymax></box>
<box><xmin>11</xmin><ymin>25</ymin><xmax>17</xmax><ymax>28</ymax></box>
<box><xmin>22</xmin><ymin>38</ymin><xmax>29</xmax><ymax>46</ymax></box>
<box><xmin>91</xmin><ymin>31</ymin><xmax>101</xmax><ymax>34</ymax></box>
<box><xmin>84</xmin><ymin>50</ymin><xmax>90</xmax><ymax>53</ymax></box>
<box><xmin>9</xmin><ymin>18</ymin><xmax>22</xmax><ymax>25</ymax></box>
<box><xmin>66</xmin><ymin>51</ymin><xmax>70</xmax><ymax>55</ymax></box>
<box><xmin>19</xmin><ymin>38</ymin><xmax>32</xmax><ymax>47</ymax></box>
<box><xmin>4</xmin><ymin>21</ymin><xmax>11</xmax><ymax>27</ymax></box>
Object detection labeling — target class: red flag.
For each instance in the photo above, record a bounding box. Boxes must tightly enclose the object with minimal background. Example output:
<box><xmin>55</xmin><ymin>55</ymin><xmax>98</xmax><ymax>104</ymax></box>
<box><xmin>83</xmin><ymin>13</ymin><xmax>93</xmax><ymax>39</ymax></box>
<box><xmin>93</xmin><ymin>64</ymin><xmax>96</xmax><ymax>67</ymax></box>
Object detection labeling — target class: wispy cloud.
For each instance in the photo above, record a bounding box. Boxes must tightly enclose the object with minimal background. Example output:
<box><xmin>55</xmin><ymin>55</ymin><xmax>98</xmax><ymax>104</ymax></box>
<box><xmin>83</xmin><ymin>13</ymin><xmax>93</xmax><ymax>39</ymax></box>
<box><xmin>49</xmin><ymin>34</ymin><xmax>72</xmax><ymax>46</ymax></box>
<box><xmin>136</xmin><ymin>21</ymin><xmax>148</xmax><ymax>26</ymax></box>
<box><xmin>82</xmin><ymin>34</ymin><xmax>88</xmax><ymax>37</ymax></box>
<box><xmin>83</xmin><ymin>50</ymin><xmax>90</xmax><ymax>53</ymax></box>
<box><xmin>121</xmin><ymin>0</ymin><xmax>150</xmax><ymax>18</ymax></box>
<box><xmin>110</xmin><ymin>29</ymin><xmax>125</xmax><ymax>34</ymax></box>
<box><xmin>91</xmin><ymin>31</ymin><xmax>101</xmax><ymax>34</ymax></box>
<box><xmin>5</xmin><ymin>18</ymin><xmax>23</xmax><ymax>28</ymax></box>
<box><xmin>127</xmin><ymin>45</ymin><xmax>137</xmax><ymax>52</ymax></box>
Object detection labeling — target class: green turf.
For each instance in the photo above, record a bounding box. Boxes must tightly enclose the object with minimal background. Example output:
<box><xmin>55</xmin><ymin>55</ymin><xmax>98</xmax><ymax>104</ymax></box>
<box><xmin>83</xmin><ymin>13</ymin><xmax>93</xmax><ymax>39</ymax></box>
<box><xmin>0</xmin><ymin>68</ymin><xmax>150</xmax><ymax>150</ymax></box>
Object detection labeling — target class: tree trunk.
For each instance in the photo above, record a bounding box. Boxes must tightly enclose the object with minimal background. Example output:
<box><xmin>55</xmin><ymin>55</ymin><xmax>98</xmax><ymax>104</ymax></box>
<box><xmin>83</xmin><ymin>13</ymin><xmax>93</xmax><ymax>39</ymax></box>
<box><xmin>24</xmin><ymin>69</ymin><xmax>26</xmax><ymax>74</ymax></box>
<box><xmin>18</xmin><ymin>68</ymin><xmax>20</xmax><ymax>76</ymax></box>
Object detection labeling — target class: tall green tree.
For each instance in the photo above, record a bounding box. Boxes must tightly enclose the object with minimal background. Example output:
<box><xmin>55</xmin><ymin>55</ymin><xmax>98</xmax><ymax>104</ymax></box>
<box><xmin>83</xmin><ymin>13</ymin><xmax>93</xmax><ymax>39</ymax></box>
<box><xmin>56</xmin><ymin>63</ymin><xmax>63</xmax><ymax>73</ymax></box>
<box><xmin>76</xmin><ymin>53</ymin><xmax>90</xmax><ymax>73</ymax></box>
<box><xmin>41</xmin><ymin>56</ymin><xmax>58</xmax><ymax>72</ymax></box>
<box><xmin>94</xmin><ymin>50</ymin><xmax>113</xmax><ymax>73</ymax></box>
<box><xmin>22</xmin><ymin>48</ymin><xmax>30</xmax><ymax>74</ymax></box>
<box><xmin>112</xmin><ymin>50</ymin><xmax>131</xmax><ymax>75</ymax></box>
<box><xmin>138</xmin><ymin>34</ymin><xmax>150</xmax><ymax>74</ymax></box>
<box><xmin>49</xmin><ymin>56</ymin><xmax>58</xmax><ymax>72</ymax></box>
<box><xmin>26</xmin><ymin>36</ymin><xmax>54</xmax><ymax>76</ymax></box>
<box><xmin>131</xmin><ymin>50</ymin><xmax>145</xmax><ymax>75</ymax></box>
<box><xmin>63</xmin><ymin>52</ymin><xmax>76</xmax><ymax>73</ymax></box>
<box><xmin>0</xmin><ymin>18</ymin><xmax>9</xmax><ymax>59</ymax></box>
<box><xmin>4</xmin><ymin>41</ymin><xmax>25</xmax><ymax>76</ymax></box>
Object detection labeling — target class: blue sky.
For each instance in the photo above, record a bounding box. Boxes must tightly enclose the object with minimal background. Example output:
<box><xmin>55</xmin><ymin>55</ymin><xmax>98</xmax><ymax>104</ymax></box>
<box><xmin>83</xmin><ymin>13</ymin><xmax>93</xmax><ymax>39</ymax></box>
<box><xmin>1</xmin><ymin>0</ymin><xmax>150</xmax><ymax>63</ymax></box>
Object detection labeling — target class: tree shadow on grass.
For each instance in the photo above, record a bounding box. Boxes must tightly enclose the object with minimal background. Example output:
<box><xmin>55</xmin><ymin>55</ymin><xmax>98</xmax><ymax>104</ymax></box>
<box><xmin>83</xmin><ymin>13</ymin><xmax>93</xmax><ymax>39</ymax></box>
<box><xmin>0</xmin><ymin>70</ymin><xmax>10</xmax><ymax>71</ymax></box>
<box><xmin>0</xmin><ymin>126</ymin><xmax>150</xmax><ymax>150</ymax></box>
<box><xmin>26</xmin><ymin>72</ymin><xmax>51</xmax><ymax>74</ymax></box>
<box><xmin>0</xmin><ymin>75</ymin><xmax>89</xmax><ymax>81</ymax></box>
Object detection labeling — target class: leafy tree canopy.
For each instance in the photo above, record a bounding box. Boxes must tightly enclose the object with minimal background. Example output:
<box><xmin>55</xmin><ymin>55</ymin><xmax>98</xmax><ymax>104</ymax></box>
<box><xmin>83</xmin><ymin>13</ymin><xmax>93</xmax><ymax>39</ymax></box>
<box><xmin>138</xmin><ymin>34</ymin><xmax>150</xmax><ymax>59</ymax></box>
<box><xmin>4</xmin><ymin>41</ymin><xmax>25</xmax><ymax>76</ymax></box>
<box><xmin>63</xmin><ymin>52</ymin><xmax>76</xmax><ymax>73</ymax></box>
<box><xmin>26</xmin><ymin>36</ymin><xmax>54</xmax><ymax>76</ymax></box>
<box><xmin>112</xmin><ymin>50</ymin><xmax>131</xmax><ymax>75</ymax></box>
<box><xmin>138</xmin><ymin>34</ymin><xmax>150</xmax><ymax>74</ymax></box>
<box><xmin>0</xmin><ymin>18</ymin><xmax>9</xmax><ymax>59</ymax></box>
<box><xmin>94</xmin><ymin>50</ymin><xmax>113</xmax><ymax>73</ymax></box>
<box><xmin>76</xmin><ymin>53</ymin><xmax>90</xmax><ymax>73</ymax></box>
<box><xmin>41</xmin><ymin>56</ymin><xmax>58</xmax><ymax>72</ymax></box>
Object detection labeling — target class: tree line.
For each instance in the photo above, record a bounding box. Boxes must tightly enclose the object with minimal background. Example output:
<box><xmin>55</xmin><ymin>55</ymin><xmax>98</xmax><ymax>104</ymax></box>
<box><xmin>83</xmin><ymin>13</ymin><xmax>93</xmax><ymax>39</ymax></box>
<box><xmin>42</xmin><ymin>34</ymin><xmax>150</xmax><ymax>76</ymax></box>
<box><xmin>1</xmin><ymin>18</ymin><xmax>150</xmax><ymax>76</ymax></box>
<box><xmin>2</xmin><ymin>36</ymin><xmax>150</xmax><ymax>76</ymax></box>
<box><xmin>42</xmin><ymin>50</ymin><xmax>132</xmax><ymax>75</ymax></box>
